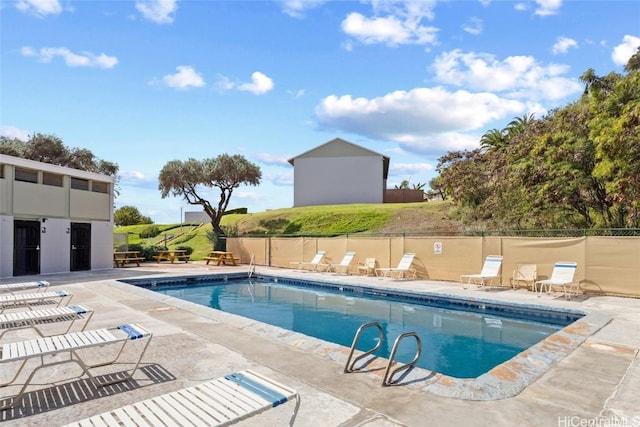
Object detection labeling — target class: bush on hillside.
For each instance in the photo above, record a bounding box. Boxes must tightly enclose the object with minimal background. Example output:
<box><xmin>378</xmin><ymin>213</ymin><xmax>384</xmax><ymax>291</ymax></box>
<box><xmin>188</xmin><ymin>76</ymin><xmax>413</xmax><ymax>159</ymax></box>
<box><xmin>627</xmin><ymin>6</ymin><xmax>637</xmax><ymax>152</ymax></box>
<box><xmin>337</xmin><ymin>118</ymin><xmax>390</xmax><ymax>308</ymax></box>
<box><xmin>175</xmin><ymin>245</ymin><xmax>193</xmax><ymax>255</ymax></box>
<box><xmin>139</xmin><ymin>225</ymin><xmax>160</xmax><ymax>238</ymax></box>
<box><xmin>119</xmin><ymin>244</ymin><xmax>166</xmax><ymax>261</ymax></box>
<box><xmin>225</xmin><ymin>207</ymin><xmax>248</xmax><ymax>215</ymax></box>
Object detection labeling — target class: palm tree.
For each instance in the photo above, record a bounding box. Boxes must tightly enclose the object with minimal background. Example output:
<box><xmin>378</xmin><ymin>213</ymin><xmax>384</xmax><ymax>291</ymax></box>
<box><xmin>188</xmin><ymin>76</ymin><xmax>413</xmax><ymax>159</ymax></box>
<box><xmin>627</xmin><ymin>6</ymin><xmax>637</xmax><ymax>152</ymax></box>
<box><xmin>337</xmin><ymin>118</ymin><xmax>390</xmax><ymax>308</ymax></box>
<box><xmin>394</xmin><ymin>180</ymin><xmax>410</xmax><ymax>189</ymax></box>
<box><xmin>506</xmin><ymin>113</ymin><xmax>535</xmax><ymax>138</ymax></box>
<box><xmin>480</xmin><ymin>128</ymin><xmax>507</xmax><ymax>152</ymax></box>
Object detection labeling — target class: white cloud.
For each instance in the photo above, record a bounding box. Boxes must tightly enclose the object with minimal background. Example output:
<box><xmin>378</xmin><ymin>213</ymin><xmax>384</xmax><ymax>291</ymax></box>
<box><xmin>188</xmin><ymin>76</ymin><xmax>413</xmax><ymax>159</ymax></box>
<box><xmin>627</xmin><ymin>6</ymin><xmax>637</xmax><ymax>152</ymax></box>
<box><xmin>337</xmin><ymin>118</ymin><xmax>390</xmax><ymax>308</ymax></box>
<box><xmin>552</xmin><ymin>36</ymin><xmax>578</xmax><ymax>55</ymax></box>
<box><xmin>0</xmin><ymin>126</ymin><xmax>30</xmax><ymax>140</ymax></box>
<box><xmin>341</xmin><ymin>39</ymin><xmax>354</xmax><ymax>52</ymax></box>
<box><xmin>287</xmin><ymin>89</ymin><xmax>305</xmax><ymax>99</ymax></box>
<box><xmin>15</xmin><ymin>0</ymin><xmax>61</xmax><ymax>16</ymax></box>
<box><xmin>21</xmin><ymin>46</ymin><xmax>118</xmax><ymax>68</ymax></box>
<box><xmin>215</xmin><ymin>75</ymin><xmax>236</xmax><ymax>91</ymax></box>
<box><xmin>612</xmin><ymin>35</ymin><xmax>640</xmax><ymax>66</ymax></box>
<box><xmin>238</xmin><ymin>72</ymin><xmax>274</xmax><ymax>95</ymax></box>
<box><xmin>135</xmin><ymin>0</ymin><xmax>177</xmax><ymax>24</ymax></box>
<box><xmin>279</xmin><ymin>0</ymin><xmax>326</xmax><ymax>18</ymax></box>
<box><xmin>390</xmin><ymin>163</ymin><xmax>433</xmax><ymax>175</ymax></box>
<box><xmin>514</xmin><ymin>3</ymin><xmax>528</xmax><ymax>12</ymax></box>
<box><xmin>315</xmin><ymin>87</ymin><xmax>524</xmax><ymax>152</ymax></box>
<box><xmin>234</xmin><ymin>191</ymin><xmax>265</xmax><ymax>200</ymax></box>
<box><xmin>119</xmin><ymin>170</ymin><xmax>157</xmax><ymax>189</ymax></box>
<box><xmin>534</xmin><ymin>0</ymin><xmax>562</xmax><ymax>16</ymax></box>
<box><xmin>267</xmin><ymin>172</ymin><xmax>294</xmax><ymax>186</ymax></box>
<box><xmin>218</xmin><ymin>72</ymin><xmax>274</xmax><ymax>95</ymax></box>
<box><xmin>432</xmin><ymin>49</ymin><xmax>581</xmax><ymax>101</ymax></box>
<box><xmin>399</xmin><ymin>132</ymin><xmax>482</xmax><ymax>154</ymax></box>
<box><xmin>463</xmin><ymin>17</ymin><xmax>483</xmax><ymax>35</ymax></box>
<box><xmin>255</xmin><ymin>153</ymin><xmax>291</xmax><ymax>166</ymax></box>
<box><xmin>152</xmin><ymin>66</ymin><xmax>205</xmax><ymax>89</ymax></box>
<box><xmin>341</xmin><ymin>1</ymin><xmax>438</xmax><ymax>47</ymax></box>
<box><xmin>384</xmin><ymin>147</ymin><xmax>406</xmax><ymax>156</ymax></box>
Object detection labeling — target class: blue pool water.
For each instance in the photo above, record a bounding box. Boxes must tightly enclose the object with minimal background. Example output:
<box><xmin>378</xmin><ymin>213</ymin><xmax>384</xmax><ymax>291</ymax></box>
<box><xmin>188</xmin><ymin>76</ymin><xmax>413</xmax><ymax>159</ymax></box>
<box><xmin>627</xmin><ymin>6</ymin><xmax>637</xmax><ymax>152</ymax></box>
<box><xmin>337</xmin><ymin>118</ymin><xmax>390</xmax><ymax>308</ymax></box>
<box><xmin>130</xmin><ymin>275</ymin><xmax>581</xmax><ymax>378</ymax></box>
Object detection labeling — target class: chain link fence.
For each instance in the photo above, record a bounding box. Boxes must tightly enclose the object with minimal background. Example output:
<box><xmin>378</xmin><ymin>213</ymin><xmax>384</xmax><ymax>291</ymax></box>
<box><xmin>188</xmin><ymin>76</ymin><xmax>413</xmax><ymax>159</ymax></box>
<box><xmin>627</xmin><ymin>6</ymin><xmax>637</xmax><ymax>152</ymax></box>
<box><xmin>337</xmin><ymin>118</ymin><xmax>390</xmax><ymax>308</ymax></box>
<box><xmin>238</xmin><ymin>228</ymin><xmax>640</xmax><ymax>238</ymax></box>
<box><xmin>113</xmin><ymin>232</ymin><xmax>184</xmax><ymax>250</ymax></box>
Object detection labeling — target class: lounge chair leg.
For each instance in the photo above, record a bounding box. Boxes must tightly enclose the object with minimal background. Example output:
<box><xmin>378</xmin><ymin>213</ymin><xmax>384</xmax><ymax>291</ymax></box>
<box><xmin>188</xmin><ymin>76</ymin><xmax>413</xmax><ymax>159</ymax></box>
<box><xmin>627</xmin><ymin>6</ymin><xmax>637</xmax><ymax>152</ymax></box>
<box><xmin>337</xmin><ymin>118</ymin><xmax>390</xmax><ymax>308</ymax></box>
<box><xmin>288</xmin><ymin>394</ymin><xmax>301</xmax><ymax>427</ymax></box>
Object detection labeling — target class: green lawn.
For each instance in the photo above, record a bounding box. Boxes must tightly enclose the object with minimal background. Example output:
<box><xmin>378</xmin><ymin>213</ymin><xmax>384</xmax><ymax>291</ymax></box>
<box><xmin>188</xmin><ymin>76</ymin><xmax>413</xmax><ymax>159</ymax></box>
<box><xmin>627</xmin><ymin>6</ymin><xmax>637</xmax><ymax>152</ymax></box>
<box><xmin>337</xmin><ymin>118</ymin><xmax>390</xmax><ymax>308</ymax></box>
<box><xmin>114</xmin><ymin>201</ymin><xmax>456</xmax><ymax>260</ymax></box>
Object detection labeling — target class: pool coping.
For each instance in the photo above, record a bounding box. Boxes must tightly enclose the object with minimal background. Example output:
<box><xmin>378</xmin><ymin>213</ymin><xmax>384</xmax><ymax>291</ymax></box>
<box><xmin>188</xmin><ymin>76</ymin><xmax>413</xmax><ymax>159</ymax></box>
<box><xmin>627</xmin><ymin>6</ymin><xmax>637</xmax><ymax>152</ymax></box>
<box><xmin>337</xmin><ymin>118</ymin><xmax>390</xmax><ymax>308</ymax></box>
<box><xmin>115</xmin><ymin>272</ymin><xmax>612</xmax><ymax>401</ymax></box>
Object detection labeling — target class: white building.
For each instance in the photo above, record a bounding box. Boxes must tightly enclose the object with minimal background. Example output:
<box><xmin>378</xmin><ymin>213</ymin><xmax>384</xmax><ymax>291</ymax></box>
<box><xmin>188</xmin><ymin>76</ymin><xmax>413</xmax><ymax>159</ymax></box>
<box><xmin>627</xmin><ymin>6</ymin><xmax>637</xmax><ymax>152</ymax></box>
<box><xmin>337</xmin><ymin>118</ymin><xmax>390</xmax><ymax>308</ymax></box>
<box><xmin>288</xmin><ymin>138</ymin><xmax>390</xmax><ymax>207</ymax></box>
<box><xmin>0</xmin><ymin>154</ymin><xmax>115</xmax><ymax>278</ymax></box>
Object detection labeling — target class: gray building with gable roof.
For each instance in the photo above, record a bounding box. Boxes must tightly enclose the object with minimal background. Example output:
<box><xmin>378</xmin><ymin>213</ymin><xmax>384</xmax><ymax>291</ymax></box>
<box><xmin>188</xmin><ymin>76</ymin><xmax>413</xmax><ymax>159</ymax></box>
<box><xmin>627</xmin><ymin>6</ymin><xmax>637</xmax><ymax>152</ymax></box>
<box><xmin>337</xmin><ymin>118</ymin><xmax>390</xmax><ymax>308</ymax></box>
<box><xmin>288</xmin><ymin>138</ymin><xmax>390</xmax><ymax>207</ymax></box>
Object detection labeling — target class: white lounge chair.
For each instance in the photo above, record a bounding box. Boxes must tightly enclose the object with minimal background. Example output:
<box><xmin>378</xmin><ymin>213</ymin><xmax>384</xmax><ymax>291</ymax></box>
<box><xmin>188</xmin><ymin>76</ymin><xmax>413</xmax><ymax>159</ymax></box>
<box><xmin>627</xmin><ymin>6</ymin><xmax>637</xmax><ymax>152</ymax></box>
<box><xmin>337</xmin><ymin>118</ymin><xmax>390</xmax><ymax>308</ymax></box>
<box><xmin>460</xmin><ymin>255</ymin><xmax>503</xmax><ymax>288</ymax></box>
<box><xmin>0</xmin><ymin>304</ymin><xmax>94</xmax><ymax>341</ymax></box>
<box><xmin>0</xmin><ymin>323</ymin><xmax>152</xmax><ymax>410</ymax></box>
<box><xmin>290</xmin><ymin>250</ymin><xmax>326</xmax><ymax>272</ymax></box>
<box><xmin>375</xmin><ymin>253</ymin><xmax>417</xmax><ymax>280</ymax></box>
<box><xmin>357</xmin><ymin>257</ymin><xmax>377</xmax><ymax>276</ymax></box>
<box><xmin>62</xmin><ymin>369</ymin><xmax>300</xmax><ymax>427</ymax></box>
<box><xmin>0</xmin><ymin>280</ymin><xmax>50</xmax><ymax>294</ymax></box>
<box><xmin>326</xmin><ymin>251</ymin><xmax>357</xmax><ymax>275</ymax></box>
<box><xmin>534</xmin><ymin>261</ymin><xmax>578</xmax><ymax>299</ymax></box>
<box><xmin>0</xmin><ymin>290</ymin><xmax>71</xmax><ymax>313</ymax></box>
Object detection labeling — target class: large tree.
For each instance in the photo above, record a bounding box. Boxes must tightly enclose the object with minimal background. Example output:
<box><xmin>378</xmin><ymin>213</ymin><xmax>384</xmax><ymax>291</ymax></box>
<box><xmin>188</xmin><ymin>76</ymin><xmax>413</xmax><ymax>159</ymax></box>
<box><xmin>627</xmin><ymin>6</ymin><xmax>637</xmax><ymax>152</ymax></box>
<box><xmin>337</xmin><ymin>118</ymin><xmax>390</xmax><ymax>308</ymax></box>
<box><xmin>0</xmin><ymin>133</ymin><xmax>119</xmax><ymax>176</ymax></box>
<box><xmin>158</xmin><ymin>154</ymin><xmax>261</xmax><ymax>244</ymax></box>
<box><xmin>114</xmin><ymin>205</ymin><xmax>153</xmax><ymax>226</ymax></box>
<box><xmin>435</xmin><ymin>52</ymin><xmax>639</xmax><ymax>230</ymax></box>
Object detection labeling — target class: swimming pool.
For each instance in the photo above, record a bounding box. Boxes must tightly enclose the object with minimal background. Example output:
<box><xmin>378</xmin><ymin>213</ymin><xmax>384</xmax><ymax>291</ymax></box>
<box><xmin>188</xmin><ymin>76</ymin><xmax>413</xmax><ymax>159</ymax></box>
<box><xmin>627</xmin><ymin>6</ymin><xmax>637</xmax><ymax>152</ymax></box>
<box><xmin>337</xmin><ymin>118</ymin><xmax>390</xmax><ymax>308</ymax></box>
<box><xmin>124</xmin><ymin>273</ymin><xmax>583</xmax><ymax>379</ymax></box>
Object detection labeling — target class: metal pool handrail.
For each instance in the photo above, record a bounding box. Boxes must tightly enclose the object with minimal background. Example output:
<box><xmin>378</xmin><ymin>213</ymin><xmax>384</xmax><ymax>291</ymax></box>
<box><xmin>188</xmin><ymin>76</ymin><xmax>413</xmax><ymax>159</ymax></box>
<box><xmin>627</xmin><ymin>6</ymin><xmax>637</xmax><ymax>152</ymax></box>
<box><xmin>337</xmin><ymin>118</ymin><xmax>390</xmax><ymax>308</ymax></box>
<box><xmin>344</xmin><ymin>321</ymin><xmax>384</xmax><ymax>373</ymax></box>
<box><xmin>382</xmin><ymin>331</ymin><xmax>422</xmax><ymax>386</ymax></box>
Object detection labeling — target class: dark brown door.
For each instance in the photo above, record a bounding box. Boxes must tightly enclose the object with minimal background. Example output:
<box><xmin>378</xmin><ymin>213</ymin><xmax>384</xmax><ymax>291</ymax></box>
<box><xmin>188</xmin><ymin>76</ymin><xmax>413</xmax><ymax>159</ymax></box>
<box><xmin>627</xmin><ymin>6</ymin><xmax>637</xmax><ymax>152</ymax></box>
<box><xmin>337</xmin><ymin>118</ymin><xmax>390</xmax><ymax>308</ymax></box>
<box><xmin>13</xmin><ymin>220</ymin><xmax>41</xmax><ymax>276</ymax></box>
<box><xmin>70</xmin><ymin>223</ymin><xmax>91</xmax><ymax>271</ymax></box>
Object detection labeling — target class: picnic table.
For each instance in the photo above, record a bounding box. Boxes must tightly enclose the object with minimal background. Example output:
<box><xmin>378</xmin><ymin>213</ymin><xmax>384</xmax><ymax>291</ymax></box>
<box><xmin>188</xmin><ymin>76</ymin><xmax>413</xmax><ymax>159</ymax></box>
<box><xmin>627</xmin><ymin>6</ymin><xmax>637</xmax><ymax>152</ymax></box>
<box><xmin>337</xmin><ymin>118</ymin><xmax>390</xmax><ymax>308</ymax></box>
<box><xmin>205</xmin><ymin>251</ymin><xmax>239</xmax><ymax>266</ymax></box>
<box><xmin>155</xmin><ymin>249</ymin><xmax>189</xmax><ymax>263</ymax></box>
<box><xmin>113</xmin><ymin>251</ymin><xmax>144</xmax><ymax>267</ymax></box>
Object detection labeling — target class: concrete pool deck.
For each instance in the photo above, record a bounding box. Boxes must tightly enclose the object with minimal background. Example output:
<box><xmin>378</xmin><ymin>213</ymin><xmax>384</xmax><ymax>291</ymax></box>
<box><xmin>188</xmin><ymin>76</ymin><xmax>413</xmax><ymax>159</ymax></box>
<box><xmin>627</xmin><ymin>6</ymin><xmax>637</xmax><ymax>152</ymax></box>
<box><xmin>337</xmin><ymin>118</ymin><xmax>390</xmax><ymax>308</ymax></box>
<box><xmin>1</xmin><ymin>262</ymin><xmax>639</xmax><ymax>426</ymax></box>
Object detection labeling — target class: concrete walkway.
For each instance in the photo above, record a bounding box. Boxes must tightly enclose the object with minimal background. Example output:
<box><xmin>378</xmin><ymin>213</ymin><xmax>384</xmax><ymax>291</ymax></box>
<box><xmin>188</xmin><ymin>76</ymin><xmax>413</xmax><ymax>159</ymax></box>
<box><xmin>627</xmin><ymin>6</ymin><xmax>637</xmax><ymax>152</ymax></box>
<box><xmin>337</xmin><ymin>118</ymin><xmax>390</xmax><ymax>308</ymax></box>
<box><xmin>1</xmin><ymin>262</ymin><xmax>638</xmax><ymax>426</ymax></box>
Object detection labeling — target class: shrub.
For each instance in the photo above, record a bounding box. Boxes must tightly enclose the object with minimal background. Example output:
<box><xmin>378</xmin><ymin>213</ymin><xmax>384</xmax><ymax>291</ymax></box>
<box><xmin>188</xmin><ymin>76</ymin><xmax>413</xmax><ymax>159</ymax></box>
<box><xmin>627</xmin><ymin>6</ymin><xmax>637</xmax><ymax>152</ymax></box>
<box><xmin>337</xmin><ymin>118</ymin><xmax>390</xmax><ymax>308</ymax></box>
<box><xmin>139</xmin><ymin>225</ymin><xmax>161</xmax><ymax>238</ymax></box>
<box><xmin>175</xmin><ymin>245</ymin><xmax>193</xmax><ymax>255</ymax></box>
<box><xmin>131</xmin><ymin>245</ymin><xmax>166</xmax><ymax>261</ymax></box>
<box><xmin>174</xmin><ymin>234</ymin><xmax>195</xmax><ymax>244</ymax></box>
<box><xmin>225</xmin><ymin>207</ymin><xmax>248</xmax><ymax>215</ymax></box>
<box><xmin>206</xmin><ymin>230</ymin><xmax>227</xmax><ymax>251</ymax></box>
<box><xmin>128</xmin><ymin>243</ymin><xmax>143</xmax><ymax>253</ymax></box>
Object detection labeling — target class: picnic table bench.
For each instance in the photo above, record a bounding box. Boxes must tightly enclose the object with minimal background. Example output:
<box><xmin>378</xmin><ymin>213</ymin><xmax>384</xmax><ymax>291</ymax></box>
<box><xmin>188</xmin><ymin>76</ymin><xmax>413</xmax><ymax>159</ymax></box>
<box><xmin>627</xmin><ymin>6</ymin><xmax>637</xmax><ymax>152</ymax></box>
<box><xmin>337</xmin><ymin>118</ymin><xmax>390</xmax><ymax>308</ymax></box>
<box><xmin>205</xmin><ymin>251</ymin><xmax>240</xmax><ymax>266</ymax></box>
<box><xmin>113</xmin><ymin>251</ymin><xmax>144</xmax><ymax>267</ymax></box>
<box><xmin>154</xmin><ymin>249</ymin><xmax>189</xmax><ymax>263</ymax></box>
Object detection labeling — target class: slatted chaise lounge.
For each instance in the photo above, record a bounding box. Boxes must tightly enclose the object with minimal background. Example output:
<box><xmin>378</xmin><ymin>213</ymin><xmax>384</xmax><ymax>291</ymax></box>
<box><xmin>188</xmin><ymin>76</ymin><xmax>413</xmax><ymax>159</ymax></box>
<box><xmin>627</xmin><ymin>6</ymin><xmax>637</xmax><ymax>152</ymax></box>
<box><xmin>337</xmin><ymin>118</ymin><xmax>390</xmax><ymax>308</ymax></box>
<box><xmin>62</xmin><ymin>369</ymin><xmax>300</xmax><ymax>427</ymax></box>
<box><xmin>325</xmin><ymin>251</ymin><xmax>357</xmax><ymax>275</ymax></box>
<box><xmin>375</xmin><ymin>253</ymin><xmax>417</xmax><ymax>280</ymax></box>
<box><xmin>534</xmin><ymin>261</ymin><xmax>579</xmax><ymax>299</ymax></box>
<box><xmin>0</xmin><ymin>290</ymin><xmax>71</xmax><ymax>313</ymax></box>
<box><xmin>0</xmin><ymin>280</ymin><xmax>50</xmax><ymax>294</ymax></box>
<box><xmin>0</xmin><ymin>323</ymin><xmax>152</xmax><ymax>410</ymax></box>
<box><xmin>460</xmin><ymin>255</ymin><xmax>503</xmax><ymax>288</ymax></box>
<box><xmin>0</xmin><ymin>304</ymin><xmax>94</xmax><ymax>341</ymax></box>
<box><xmin>290</xmin><ymin>250</ymin><xmax>327</xmax><ymax>272</ymax></box>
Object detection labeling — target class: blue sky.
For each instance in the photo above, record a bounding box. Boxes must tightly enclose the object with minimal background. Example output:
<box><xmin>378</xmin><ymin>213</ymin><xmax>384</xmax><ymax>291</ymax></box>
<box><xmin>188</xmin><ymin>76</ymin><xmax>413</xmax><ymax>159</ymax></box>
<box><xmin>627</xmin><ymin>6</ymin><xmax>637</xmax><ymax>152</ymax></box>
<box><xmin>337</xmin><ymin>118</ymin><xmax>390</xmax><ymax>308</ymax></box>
<box><xmin>2</xmin><ymin>0</ymin><xmax>639</xmax><ymax>224</ymax></box>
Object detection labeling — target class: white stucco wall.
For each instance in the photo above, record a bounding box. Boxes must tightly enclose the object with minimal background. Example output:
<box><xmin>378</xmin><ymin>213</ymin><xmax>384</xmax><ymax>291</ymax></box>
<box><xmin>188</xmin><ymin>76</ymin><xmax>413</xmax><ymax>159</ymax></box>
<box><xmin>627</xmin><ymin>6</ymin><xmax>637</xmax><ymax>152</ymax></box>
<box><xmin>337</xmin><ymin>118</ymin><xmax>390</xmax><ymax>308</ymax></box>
<box><xmin>92</xmin><ymin>220</ymin><xmax>115</xmax><ymax>270</ymax></box>
<box><xmin>0</xmin><ymin>216</ymin><xmax>13</xmax><ymax>278</ymax></box>
<box><xmin>40</xmin><ymin>218</ymin><xmax>71</xmax><ymax>274</ymax></box>
<box><xmin>293</xmin><ymin>156</ymin><xmax>384</xmax><ymax>206</ymax></box>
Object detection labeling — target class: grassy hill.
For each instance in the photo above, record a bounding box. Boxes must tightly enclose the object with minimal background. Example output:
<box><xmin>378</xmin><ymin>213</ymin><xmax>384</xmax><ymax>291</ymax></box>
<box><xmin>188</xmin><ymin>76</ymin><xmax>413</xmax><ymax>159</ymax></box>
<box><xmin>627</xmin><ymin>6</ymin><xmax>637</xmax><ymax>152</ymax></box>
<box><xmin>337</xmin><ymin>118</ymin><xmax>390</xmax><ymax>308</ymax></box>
<box><xmin>114</xmin><ymin>201</ymin><xmax>463</xmax><ymax>260</ymax></box>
